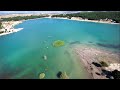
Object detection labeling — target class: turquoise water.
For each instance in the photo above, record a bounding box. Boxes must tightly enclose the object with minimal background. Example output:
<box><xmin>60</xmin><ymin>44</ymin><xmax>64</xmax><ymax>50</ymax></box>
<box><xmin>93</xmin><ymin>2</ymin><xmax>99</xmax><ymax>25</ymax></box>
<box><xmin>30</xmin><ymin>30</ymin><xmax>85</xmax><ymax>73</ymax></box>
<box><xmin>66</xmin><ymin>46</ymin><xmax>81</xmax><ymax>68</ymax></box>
<box><xmin>0</xmin><ymin>18</ymin><xmax>120</xmax><ymax>79</ymax></box>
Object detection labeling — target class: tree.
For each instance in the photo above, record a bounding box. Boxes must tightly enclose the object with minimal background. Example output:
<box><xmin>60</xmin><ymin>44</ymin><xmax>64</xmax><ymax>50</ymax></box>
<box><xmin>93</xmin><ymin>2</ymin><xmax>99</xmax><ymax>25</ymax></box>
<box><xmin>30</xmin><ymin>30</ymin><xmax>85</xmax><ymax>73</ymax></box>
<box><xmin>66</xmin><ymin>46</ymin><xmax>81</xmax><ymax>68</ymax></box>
<box><xmin>0</xmin><ymin>21</ymin><xmax>2</xmax><ymax>29</ymax></box>
<box><xmin>51</xmin><ymin>12</ymin><xmax>120</xmax><ymax>23</ymax></box>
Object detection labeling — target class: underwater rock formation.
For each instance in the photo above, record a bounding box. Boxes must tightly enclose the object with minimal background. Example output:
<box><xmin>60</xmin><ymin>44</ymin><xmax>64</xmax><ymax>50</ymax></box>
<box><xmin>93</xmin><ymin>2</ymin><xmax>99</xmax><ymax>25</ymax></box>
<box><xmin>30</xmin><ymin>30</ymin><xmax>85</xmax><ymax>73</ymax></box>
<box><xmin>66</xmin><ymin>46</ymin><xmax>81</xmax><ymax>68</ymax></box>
<box><xmin>39</xmin><ymin>73</ymin><xmax>45</xmax><ymax>79</ymax></box>
<box><xmin>69</xmin><ymin>41</ymin><xmax>81</xmax><ymax>45</ymax></box>
<box><xmin>53</xmin><ymin>40</ymin><xmax>65</xmax><ymax>47</ymax></box>
<box><xmin>57</xmin><ymin>71</ymin><xmax>69</xmax><ymax>79</ymax></box>
<box><xmin>97</xmin><ymin>43</ymin><xmax>120</xmax><ymax>49</ymax></box>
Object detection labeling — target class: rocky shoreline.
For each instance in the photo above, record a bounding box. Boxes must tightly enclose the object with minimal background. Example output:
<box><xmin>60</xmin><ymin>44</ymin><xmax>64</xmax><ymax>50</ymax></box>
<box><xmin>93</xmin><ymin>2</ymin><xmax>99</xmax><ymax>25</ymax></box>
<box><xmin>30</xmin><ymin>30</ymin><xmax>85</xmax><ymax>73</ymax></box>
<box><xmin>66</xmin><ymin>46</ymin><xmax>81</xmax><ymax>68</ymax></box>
<box><xmin>72</xmin><ymin>44</ymin><xmax>120</xmax><ymax>79</ymax></box>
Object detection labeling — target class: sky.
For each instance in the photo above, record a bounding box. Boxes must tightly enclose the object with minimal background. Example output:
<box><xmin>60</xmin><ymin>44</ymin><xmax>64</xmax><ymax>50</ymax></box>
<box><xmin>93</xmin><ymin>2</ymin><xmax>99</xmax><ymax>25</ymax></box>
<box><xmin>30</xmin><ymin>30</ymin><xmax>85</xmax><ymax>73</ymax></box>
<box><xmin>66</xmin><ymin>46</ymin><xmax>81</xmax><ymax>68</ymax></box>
<box><xmin>0</xmin><ymin>11</ymin><xmax>82</xmax><ymax>15</ymax></box>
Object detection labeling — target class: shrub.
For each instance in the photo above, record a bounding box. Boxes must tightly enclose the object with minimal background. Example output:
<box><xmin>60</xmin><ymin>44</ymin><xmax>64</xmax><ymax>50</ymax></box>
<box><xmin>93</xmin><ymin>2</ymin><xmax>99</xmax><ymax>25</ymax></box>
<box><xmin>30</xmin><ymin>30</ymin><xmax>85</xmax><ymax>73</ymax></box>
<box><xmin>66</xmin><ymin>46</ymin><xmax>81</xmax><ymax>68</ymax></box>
<box><xmin>100</xmin><ymin>61</ymin><xmax>108</xmax><ymax>67</ymax></box>
<box><xmin>0</xmin><ymin>22</ymin><xmax>2</xmax><ymax>29</ymax></box>
<box><xmin>0</xmin><ymin>31</ymin><xmax>4</xmax><ymax>34</ymax></box>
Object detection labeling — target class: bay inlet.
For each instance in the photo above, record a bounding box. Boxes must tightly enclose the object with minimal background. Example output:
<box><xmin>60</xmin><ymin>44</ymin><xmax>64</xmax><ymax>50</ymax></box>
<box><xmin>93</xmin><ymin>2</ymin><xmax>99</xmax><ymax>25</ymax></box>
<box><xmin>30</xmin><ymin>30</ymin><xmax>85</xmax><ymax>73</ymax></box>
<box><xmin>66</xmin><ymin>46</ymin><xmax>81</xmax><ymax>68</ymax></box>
<box><xmin>0</xmin><ymin>18</ymin><xmax>120</xmax><ymax>79</ymax></box>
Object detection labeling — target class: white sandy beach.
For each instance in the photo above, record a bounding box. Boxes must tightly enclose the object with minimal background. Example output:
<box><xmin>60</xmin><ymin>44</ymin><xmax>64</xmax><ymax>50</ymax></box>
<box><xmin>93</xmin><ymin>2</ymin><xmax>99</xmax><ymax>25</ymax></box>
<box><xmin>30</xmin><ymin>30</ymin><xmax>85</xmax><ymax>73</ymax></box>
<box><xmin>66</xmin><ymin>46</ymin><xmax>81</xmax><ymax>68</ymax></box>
<box><xmin>50</xmin><ymin>17</ymin><xmax>120</xmax><ymax>25</ymax></box>
<box><xmin>0</xmin><ymin>21</ymin><xmax>23</xmax><ymax>36</ymax></box>
<box><xmin>0</xmin><ymin>28</ymin><xmax>23</xmax><ymax>36</ymax></box>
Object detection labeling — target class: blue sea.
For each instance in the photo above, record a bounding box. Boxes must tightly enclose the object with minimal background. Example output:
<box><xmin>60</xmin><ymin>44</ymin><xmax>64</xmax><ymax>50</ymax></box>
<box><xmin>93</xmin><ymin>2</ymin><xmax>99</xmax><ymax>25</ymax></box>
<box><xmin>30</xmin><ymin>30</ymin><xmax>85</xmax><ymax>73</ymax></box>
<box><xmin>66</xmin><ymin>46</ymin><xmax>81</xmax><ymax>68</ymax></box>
<box><xmin>0</xmin><ymin>18</ymin><xmax>120</xmax><ymax>79</ymax></box>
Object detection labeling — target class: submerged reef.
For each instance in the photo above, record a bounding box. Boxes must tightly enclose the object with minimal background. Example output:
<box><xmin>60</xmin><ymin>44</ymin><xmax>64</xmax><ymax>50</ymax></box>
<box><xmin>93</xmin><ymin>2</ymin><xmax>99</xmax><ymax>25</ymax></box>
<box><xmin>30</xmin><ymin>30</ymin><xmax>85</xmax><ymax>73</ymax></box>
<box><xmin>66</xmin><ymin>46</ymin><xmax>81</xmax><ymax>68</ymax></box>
<box><xmin>39</xmin><ymin>73</ymin><xmax>45</xmax><ymax>79</ymax></box>
<box><xmin>53</xmin><ymin>40</ymin><xmax>65</xmax><ymax>47</ymax></box>
<box><xmin>57</xmin><ymin>71</ymin><xmax>69</xmax><ymax>79</ymax></box>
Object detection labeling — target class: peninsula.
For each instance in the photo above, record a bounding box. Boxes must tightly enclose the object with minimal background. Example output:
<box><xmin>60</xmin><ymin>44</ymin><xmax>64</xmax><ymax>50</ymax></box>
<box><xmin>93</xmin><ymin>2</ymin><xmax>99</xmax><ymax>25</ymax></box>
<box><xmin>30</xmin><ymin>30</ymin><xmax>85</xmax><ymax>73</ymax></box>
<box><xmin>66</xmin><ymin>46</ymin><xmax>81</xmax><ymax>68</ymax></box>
<box><xmin>0</xmin><ymin>14</ymin><xmax>48</xmax><ymax>36</ymax></box>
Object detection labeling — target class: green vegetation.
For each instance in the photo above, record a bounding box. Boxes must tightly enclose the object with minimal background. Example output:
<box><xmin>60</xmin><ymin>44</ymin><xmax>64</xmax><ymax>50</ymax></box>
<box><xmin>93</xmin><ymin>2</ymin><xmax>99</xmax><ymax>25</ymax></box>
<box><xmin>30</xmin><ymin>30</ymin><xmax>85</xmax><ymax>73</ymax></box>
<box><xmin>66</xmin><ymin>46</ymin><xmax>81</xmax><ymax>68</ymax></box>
<box><xmin>39</xmin><ymin>73</ymin><xmax>45</xmax><ymax>79</ymax></box>
<box><xmin>57</xmin><ymin>71</ymin><xmax>69</xmax><ymax>79</ymax></box>
<box><xmin>0</xmin><ymin>21</ymin><xmax>4</xmax><ymax>34</ymax></box>
<box><xmin>0</xmin><ymin>21</ymin><xmax>2</xmax><ymax>29</ymax></box>
<box><xmin>0</xmin><ymin>31</ymin><xmax>4</xmax><ymax>34</ymax></box>
<box><xmin>1</xmin><ymin>15</ymin><xmax>48</xmax><ymax>21</ymax></box>
<box><xmin>53</xmin><ymin>40</ymin><xmax>65</xmax><ymax>47</ymax></box>
<box><xmin>100</xmin><ymin>61</ymin><xmax>108</xmax><ymax>67</ymax></box>
<box><xmin>52</xmin><ymin>12</ymin><xmax>120</xmax><ymax>23</ymax></box>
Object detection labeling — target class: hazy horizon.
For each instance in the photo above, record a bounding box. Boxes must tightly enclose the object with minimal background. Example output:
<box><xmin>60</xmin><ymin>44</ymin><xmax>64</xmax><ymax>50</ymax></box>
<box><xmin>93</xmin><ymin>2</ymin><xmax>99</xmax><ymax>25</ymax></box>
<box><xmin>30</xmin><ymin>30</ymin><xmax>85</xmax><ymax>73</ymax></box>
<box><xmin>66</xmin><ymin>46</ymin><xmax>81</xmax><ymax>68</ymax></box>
<box><xmin>0</xmin><ymin>11</ymin><xmax>119</xmax><ymax>15</ymax></box>
<box><xmin>0</xmin><ymin>11</ymin><xmax>82</xmax><ymax>15</ymax></box>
